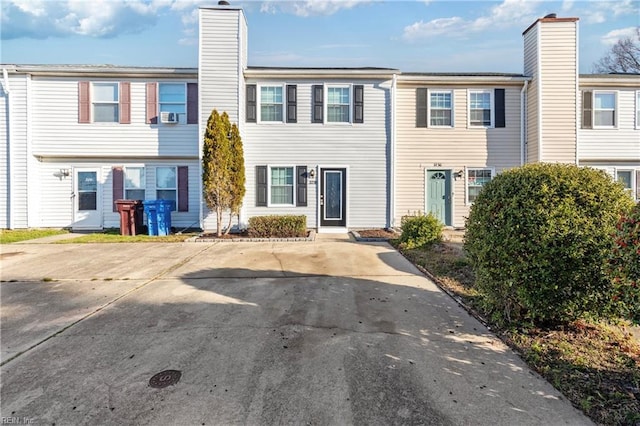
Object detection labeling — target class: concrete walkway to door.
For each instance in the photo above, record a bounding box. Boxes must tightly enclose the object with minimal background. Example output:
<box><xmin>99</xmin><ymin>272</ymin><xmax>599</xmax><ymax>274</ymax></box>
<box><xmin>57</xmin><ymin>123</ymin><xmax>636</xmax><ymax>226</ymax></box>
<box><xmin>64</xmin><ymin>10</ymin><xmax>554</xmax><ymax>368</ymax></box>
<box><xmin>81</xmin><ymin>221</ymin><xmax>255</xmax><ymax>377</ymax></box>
<box><xmin>0</xmin><ymin>234</ymin><xmax>591</xmax><ymax>425</ymax></box>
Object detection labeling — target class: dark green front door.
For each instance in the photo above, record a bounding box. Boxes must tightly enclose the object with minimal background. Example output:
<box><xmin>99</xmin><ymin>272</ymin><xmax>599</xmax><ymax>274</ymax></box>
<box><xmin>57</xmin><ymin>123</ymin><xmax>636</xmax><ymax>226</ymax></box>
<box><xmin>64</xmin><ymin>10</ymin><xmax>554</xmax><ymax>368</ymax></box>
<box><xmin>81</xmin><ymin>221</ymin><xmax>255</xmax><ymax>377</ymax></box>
<box><xmin>426</xmin><ymin>170</ymin><xmax>451</xmax><ymax>226</ymax></box>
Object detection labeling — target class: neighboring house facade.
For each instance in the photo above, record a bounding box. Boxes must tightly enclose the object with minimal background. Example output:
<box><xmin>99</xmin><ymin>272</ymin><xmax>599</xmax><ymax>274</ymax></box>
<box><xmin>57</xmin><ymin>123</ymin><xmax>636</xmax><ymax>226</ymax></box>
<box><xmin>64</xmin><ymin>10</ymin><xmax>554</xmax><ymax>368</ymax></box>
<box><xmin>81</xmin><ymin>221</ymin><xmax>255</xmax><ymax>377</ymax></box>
<box><xmin>1</xmin><ymin>6</ymin><xmax>638</xmax><ymax>231</ymax></box>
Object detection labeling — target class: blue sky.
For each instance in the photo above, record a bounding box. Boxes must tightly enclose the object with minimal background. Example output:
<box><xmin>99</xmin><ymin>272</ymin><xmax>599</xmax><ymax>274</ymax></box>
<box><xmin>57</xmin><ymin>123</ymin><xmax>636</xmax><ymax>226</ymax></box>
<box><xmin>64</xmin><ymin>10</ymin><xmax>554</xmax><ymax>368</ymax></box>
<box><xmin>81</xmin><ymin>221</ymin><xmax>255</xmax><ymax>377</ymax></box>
<box><xmin>1</xmin><ymin>0</ymin><xmax>638</xmax><ymax>73</ymax></box>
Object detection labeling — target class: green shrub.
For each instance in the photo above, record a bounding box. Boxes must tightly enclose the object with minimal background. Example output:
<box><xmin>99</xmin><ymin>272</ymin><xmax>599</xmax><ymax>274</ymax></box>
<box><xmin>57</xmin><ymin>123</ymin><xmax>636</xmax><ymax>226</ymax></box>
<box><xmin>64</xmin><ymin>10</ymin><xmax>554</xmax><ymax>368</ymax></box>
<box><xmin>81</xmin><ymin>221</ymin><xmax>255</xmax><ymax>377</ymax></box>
<box><xmin>607</xmin><ymin>201</ymin><xmax>640</xmax><ymax>324</ymax></box>
<box><xmin>464</xmin><ymin>163</ymin><xmax>634</xmax><ymax>327</ymax></box>
<box><xmin>247</xmin><ymin>215</ymin><xmax>307</xmax><ymax>238</ymax></box>
<box><xmin>399</xmin><ymin>213</ymin><xmax>444</xmax><ymax>249</ymax></box>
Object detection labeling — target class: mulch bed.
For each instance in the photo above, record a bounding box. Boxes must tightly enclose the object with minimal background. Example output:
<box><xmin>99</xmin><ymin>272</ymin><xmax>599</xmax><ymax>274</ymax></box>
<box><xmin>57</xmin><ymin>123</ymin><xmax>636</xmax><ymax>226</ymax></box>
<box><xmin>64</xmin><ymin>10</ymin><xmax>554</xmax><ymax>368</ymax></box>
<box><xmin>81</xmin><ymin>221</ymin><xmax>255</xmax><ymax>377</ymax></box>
<box><xmin>354</xmin><ymin>229</ymin><xmax>399</xmax><ymax>239</ymax></box>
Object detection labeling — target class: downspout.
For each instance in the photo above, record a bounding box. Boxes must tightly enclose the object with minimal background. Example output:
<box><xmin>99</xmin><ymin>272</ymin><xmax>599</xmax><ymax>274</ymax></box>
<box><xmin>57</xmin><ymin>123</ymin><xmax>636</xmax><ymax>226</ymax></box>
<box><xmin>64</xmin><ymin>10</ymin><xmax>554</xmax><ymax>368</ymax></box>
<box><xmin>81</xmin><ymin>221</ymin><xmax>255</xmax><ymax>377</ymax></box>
<box><xmin>520</xmin><ymin>79</ymin><xmax>528</xmax><ymax>165</ymax></box>
<box><xmin>389</xmin><ymin>73</ymin><xmax>397</xmax><ymax>229</ymax></box>
<box><xmin>2</xmin><ymin>68</ymin><xmax>13</xmax><ymax>229</ymax></box>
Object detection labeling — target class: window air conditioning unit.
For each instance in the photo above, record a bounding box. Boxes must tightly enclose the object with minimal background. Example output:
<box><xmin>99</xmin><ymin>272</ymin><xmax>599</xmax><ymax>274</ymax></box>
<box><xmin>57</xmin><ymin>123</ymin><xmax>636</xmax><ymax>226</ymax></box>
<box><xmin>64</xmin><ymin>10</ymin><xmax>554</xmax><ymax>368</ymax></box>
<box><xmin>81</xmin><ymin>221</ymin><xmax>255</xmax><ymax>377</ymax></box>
<box><xmin>160</xmin><ymin>112</ymin><xmax>179</xmax><ymax>124</ymax></box>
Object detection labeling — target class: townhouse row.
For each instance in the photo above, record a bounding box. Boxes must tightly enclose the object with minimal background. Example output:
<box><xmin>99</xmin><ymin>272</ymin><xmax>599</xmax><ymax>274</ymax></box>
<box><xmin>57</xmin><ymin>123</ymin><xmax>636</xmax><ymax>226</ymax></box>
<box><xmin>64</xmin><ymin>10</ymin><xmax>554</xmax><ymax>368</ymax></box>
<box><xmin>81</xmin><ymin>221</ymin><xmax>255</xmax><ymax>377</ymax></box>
<box><xmin>1</xmin><ymin>7</ymin><xmax>638</xmax><ymax>232</ymax></box>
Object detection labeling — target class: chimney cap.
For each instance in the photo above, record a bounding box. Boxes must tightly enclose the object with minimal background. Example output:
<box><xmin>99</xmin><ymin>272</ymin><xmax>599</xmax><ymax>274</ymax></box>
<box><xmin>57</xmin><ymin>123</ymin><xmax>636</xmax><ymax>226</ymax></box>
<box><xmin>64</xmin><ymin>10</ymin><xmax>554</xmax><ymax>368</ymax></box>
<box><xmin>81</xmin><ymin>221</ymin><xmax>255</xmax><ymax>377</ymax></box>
<box><xmin>218</xmin><ymin>0</ymin><xmax>230</xmax><ymax>5</ymax></box>
<box><xmin>544</xmin><ymin>13</ymin><xmax>557</xmax><ymax>18</ymax></box>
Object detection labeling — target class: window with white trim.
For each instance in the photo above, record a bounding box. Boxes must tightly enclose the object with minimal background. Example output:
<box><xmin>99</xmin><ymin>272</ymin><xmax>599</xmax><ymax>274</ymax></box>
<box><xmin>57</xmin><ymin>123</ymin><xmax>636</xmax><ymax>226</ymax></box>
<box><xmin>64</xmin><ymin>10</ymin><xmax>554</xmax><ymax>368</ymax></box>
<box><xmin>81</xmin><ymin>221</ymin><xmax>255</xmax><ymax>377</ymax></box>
<box><xmin>429</xmin><ymin>91</ymin><xmax>453</xmax><ymax>127</ymax></box>
<box><xmin>469</xmin><ymin>90</ymin><xmax>493</xmax><ymax>127</ymax></box>
<box><xmin>593</xmin><ymin>91</ymin><xmax>616</xmax><ymax>127</ymax></box>
<box><xmin>327</xmin><ymin>86</ymin><xmax>350</xmax><ymax>123</ymax></box>
<box><xmin>159</xmin><ymin>83</ymin><xmax>186</xmax><ymax>120</ymax></box>
<box><xmin>467</xmin><ymin>168</ymin><xmax>493</xmax><ymax>204</ymax></box>
<box><xmin>124</xmin><ymin>167</ymin><xmax>145</xmax><ymax>200</ymax></box>
<box><xmin>270</xmin><ymin>166</ymin><xmax>294</xmax><ymax>205</ymax></box>
<box><xmin>616</xmin><ymin>169</ymin><xmax>634</xmax><ymax>197</ymax></box>
<box><xmin>156</xmin><ymin>166</ymin><xmax>177</xmax><ymax>211</ymax></box>
<box><xmin>260</xmin><ymin>86</ymin><xmax>284</xmax><ymax>122</ymax></box>
<box><xmin>92</xmin><ymin>82</ymin><xmax>119</xmax><ymax>122</ymax></box>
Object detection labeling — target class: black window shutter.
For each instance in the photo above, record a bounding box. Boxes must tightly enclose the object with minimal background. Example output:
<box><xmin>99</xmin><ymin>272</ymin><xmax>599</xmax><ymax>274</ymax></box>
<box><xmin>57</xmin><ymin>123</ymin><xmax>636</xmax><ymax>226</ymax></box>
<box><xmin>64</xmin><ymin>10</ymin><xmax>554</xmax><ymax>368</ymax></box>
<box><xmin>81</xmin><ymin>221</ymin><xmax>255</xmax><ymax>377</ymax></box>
<box><xmin>582</xmin><ymin>91</ymin><xmax>593</xmax><ymax>129</ymax></box>
<box><xmin>353</xmin><ymin>85</ymin><xmax>364</xmax><ymax>123</ymax></box>
<box><xmin>256</xmin><ymin>166</ymin><xmax>267</xmax><ymax>206</ymax></box>
<box><xmin>286</xmin><ymin>84</ymin><xmax>297</xmax><ymax>123</ymax></box>
<box><xmin>312</xmin><ymin>85</ymin><xmax>323</xmax><ymax>123</ymax></box>
<box><xmin>495</xmin><ymin>88</ymin><xmax>505</xmax><ymax>128</ymax></box>
<box><xmin>296</xmin><ymin>166</ymin><xmax>307</xmax><ymax>207</ymax></box>
<box><xmin>246</xmin><ymin>84</ymin><xmax>257</xmax><ymax>123</ymax></box>
<box><xmin>187</xmin><ymin>83</ymin><xmax>198</xmax><ymax>124</ymax></box>
<box><xmin>416</xmin><ymin>88</ymin><xmax>428</xmax><ymax>128</ymax></box>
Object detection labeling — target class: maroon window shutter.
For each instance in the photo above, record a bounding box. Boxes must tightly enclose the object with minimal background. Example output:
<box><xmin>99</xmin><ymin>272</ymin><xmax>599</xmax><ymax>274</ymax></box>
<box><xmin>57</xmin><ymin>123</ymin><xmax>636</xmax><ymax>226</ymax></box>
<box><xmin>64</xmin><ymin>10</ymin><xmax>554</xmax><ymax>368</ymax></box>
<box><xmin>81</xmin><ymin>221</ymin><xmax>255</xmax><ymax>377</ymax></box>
<box><xmin>146</xmin><ymin>82</ymin><xmax>158</xmax><ymax>124</ymax></box>
<box><xmin>78</xmin><ymin>81</ymin><xmax>90</xmax><ymax>123</ymax></box>
<box><xmin>119</xmin><ymin>82</ymin><xmax>131</xmax><ymax>124</ymax></box>
<box><xmin>187</xmin><ymin>83</ymin><xmax>198</xmax><ymax>124</ymax></box>
<box><xmin>177</xmin><ymin>166</ymin><xmax>189</xmax><ymax>212</ymax></box>
<box><xmin>112</xmin><ymin>167</ymin><xmax>124</xmax><ymax>212</ymax></box>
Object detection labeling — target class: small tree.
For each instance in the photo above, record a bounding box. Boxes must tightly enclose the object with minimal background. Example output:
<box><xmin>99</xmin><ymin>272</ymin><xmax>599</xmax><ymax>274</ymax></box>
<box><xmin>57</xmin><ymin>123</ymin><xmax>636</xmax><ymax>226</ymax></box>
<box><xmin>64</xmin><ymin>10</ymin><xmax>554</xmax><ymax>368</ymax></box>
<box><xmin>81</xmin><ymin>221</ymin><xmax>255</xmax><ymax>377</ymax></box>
<box><xmin>593</xmin><ymin>28</ymin><xmax>640</xmax><ymax>73</ymax></box>
<box><xmin>202</xmin><ymin>110</ymin><xmax>245</xmax><ymax>236</ymax></box>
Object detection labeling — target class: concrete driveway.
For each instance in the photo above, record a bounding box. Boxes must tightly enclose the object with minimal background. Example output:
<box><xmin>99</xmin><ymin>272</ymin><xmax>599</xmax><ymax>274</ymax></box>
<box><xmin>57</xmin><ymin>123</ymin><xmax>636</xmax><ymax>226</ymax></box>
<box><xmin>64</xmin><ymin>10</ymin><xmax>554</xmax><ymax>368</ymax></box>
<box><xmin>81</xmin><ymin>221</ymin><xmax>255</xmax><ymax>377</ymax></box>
<box><xmin>0</xmin><ymin>235</ymin><xmax>591</xmax><ymax>425</ymax></box>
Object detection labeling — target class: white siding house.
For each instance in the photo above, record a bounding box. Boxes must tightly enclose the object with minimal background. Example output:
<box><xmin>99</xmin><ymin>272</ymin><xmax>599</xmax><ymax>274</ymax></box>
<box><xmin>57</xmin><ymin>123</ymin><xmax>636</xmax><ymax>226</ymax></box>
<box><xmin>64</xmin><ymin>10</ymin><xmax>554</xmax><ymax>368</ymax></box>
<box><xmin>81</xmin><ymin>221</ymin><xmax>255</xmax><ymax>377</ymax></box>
<box><xmin>1</xmin><ymin>7</ymin><xmax>639</xmax><ymax>232</ymax></box>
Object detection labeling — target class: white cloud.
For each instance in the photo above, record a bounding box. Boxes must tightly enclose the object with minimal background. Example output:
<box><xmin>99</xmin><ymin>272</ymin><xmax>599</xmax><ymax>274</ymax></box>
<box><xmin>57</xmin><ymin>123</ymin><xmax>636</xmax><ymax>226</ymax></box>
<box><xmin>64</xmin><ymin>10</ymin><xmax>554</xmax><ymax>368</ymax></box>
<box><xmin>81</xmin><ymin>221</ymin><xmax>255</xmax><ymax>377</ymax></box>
<box><xmin>259</xmin><ymin>0</ymin><xmax>373</xmax><ymax>17</ymax></box>
<box><xmin>561</xmin><ymin>0</ymin><xmax>574</xmax><ymax>12</ymax></box>
<box><xmin>402</xmin><ymin>0</ymin><xmax>541</xmax><ymax>41</ymax></box>
<box><xmin>601</xmin><ymin>26</ymin><xmax>639</xmax><ymax>45</ymax></box>
<box><xmin>583</xmin><ymin>0</ymin><xmax>639</xmax><ymax>24</ymax></box>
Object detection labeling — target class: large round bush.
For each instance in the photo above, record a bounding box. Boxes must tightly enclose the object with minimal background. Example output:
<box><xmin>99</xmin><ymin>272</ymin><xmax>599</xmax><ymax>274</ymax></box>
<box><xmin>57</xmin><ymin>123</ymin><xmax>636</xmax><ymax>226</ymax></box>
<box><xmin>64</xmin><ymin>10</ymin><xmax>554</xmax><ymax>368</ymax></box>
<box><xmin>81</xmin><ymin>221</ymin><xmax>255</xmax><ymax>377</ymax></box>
<box><xmin>464</xmin><ymin>163</ymin><xmax>634</xmax><ymax>326</ymax></box>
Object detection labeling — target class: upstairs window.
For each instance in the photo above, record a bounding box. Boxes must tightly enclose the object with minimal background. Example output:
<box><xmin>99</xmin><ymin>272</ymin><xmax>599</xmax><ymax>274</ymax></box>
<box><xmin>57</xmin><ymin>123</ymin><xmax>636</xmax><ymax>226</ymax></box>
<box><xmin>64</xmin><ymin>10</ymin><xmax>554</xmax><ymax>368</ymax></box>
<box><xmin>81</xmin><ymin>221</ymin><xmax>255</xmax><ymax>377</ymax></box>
<box><xmin>636</xmin><ymin>91</ymin><xmax>640</xmax><ymax>129</ymax></box>
<box><xmin>159</xmin><ymin>83</ymin><xmax>186</xmax><ymax>122</ymax></box>
<box><xmin>327</xmin><ymin>87</ymin><xmax>350</xmax><ymax>123</ymax></box>
<box><xmin>469</xmin><ymin>90</ymin><xmax>493</xmax><ymax>127</ymax></box>
<box><xmin>593</xmin><ymin>92</ymin><xmax>616</xmax><ymax>127</ymax></box>
<box><xmin>260</xmin><ymin>86</ymin><xmax>284</xmax><ymax>122</ymax></box>
<box><xmin>429</xmin><ymin>91</ymin><xmax>453</xmax><ymax>127</ymax></box>
<box><xmin>92</xmin><ymin>82</ymin><xmax>119</xmax><ymax>123</ymax></box>
<box><xmin>124</xmin><ymin>167</ymin><xmax>145</xmax><ymax>200</ymax></box>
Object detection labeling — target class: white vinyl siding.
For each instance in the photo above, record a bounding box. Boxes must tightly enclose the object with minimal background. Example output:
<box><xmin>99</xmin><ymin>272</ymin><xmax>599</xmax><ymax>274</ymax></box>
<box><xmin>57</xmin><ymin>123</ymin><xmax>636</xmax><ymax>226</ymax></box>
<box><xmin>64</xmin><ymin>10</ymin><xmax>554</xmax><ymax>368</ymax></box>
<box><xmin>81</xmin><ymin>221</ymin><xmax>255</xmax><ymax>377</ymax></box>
<box><xmin>242</xmin><ymin>79</ymin><xmax>390</xmax><ymax>229</ymax></box>
<box><xmin>636</xmin><ymin>90</ymin><xmax>640</xmax><ymax>129</ymax></box>
<box><xmin>468</xmin><ymin>90</ymin><xmax>493</xmax><ymax>127</ymax></box>
<box><xmin>30</xmin><ymin>77</ymin><xmax>198</xmax><ymax>158</ymax></box>
<box><xmin>429</xmin><ymin>90</ymin><xmax>453</xmax><ymax>127</ymax></box>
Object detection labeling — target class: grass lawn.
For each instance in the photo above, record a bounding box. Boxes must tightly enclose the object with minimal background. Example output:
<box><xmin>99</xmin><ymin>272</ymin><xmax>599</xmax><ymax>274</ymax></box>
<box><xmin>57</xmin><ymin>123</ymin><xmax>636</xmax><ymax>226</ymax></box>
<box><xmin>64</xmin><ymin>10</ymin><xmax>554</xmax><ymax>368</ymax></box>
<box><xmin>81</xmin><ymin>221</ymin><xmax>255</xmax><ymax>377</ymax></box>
<box><xmin>0</xmin><ymin>228</ymin><xmax>68</xmax><ymax>244</ymax></box>
<box><xmin>393</xmin><ymin>239</ymin><xmax>640</xmax><ymax>426</ymax></box>
<box><xmin>56</xmin><ymin>228</ymin><xmax>199</xmax><ymax>243</ymax></box>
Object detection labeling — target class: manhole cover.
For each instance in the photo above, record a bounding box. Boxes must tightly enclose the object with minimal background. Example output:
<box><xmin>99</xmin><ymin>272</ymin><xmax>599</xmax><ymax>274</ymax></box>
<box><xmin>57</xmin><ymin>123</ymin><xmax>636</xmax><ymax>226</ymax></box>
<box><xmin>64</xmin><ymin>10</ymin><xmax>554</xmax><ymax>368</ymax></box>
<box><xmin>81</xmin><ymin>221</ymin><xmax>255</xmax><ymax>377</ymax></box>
<box><xmin>149</xmin><ymin>370</ymin><xmax>182</xmax><ymax>388</ymax></box>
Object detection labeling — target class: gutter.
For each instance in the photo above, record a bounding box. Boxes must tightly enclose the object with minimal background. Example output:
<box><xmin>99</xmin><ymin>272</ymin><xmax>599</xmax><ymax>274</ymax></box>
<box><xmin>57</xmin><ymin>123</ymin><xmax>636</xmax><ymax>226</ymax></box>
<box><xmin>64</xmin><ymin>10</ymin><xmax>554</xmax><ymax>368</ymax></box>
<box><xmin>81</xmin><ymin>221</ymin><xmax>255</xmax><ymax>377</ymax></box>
<box><xmin>520</xmin><ymin>79</ymin><xmax>528</xmax><ymax>165</ymax></box>
<box><xmin>2</xmin><ymin>68</ymin><xmax>12</xmax><ymax>229</ymax></box>
<box><xmin>390</xmin><ymin>73</ymin><xmax>397</xmax><ymax>228</ymax></box>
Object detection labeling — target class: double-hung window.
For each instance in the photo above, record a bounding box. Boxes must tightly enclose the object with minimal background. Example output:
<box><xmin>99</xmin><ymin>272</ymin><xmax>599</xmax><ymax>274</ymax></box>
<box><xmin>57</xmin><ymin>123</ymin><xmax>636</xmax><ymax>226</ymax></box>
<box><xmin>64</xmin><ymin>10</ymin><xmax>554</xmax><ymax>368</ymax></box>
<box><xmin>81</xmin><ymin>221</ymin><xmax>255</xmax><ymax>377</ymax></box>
<box><xmin>124</xmin><ymin>167</ymin><xmax>145</xmax><ymax>200</ymax></box>
<box><xmin>429</xmin><ymin>91</ymin><xmax>453</xmax><ymax>127</ymax></box>
<box><xmin>260</xmin><ymin>86</ymin><xmax>284</xmax><ymax>122</ymax></box>
<box><xmin>467</xmin><ymin>168</ymin><xmax>493</xmax><ymax>204</ymax></box>
<box><xmin>469</xmin><ymin>90</ymin><xmax>493</xmax><ymax>127</ymax></box>
<box><xmin>270</xmin><ymin>167</ymin><xmax>294</xmax><ymax>205</ymax></box>
<box><xmin>92</xmin><ymin>82</ymin><xmax>119</xmax><ymax>123</ymax></box>
<box><xmin>156</xmin><ymin>166</ymin><xmax>177</xmax><ymax>211</ymax></box>
<box><xmin>159</xmin><ymin>83</ymin><xmax>186</xmax><ymax>122</ymax></box>
<box><xmin>593</xmin><ymin>91</ymin><xmax>616</xmax><ymax>127</ymax></box>
<box><xmin>616</xmin><ymin>169</ymin><xmax>633</xmax><ymax>197</ymax></box>
<box><xmin>327</xmin><ymin>86</ymin><xmax>350</xmax><ymax>123</ymax></box>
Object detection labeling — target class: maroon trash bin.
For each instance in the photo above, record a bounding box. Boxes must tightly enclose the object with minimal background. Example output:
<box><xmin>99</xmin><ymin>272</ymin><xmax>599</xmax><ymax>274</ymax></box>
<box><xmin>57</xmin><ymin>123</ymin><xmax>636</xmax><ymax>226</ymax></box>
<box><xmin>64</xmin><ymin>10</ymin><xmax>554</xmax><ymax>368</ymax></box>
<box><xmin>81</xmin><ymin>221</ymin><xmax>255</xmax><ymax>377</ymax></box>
<box><xmin>115</xmin><ymin>200</ymin><xmax>144</xmax><ymax>236</ymax></box>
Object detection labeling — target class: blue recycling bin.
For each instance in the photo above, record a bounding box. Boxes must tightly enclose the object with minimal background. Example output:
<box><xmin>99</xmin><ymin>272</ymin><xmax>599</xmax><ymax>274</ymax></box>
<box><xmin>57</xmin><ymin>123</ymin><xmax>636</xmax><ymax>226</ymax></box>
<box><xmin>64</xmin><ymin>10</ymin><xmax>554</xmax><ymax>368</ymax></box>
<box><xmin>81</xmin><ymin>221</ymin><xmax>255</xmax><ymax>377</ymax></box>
<box><xmin>143</xmin><ymin>200</ymin><xmax>175</xmax><ymax>236</ymax></box>
<box><xmin>156</xmin><ymin>199</ymin><xmax>175</xmax><ymax>236</ymax></box>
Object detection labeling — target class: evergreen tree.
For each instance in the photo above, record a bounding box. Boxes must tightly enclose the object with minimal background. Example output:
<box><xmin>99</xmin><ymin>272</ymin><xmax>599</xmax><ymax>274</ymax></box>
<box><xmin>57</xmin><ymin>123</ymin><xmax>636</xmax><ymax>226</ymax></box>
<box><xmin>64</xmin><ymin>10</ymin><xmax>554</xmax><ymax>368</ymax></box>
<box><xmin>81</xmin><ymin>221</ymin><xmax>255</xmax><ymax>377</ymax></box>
<box><xmin>202</xmin><ymin>110</ymin><xmax>245</xmax><ymax>236</ymax></box>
